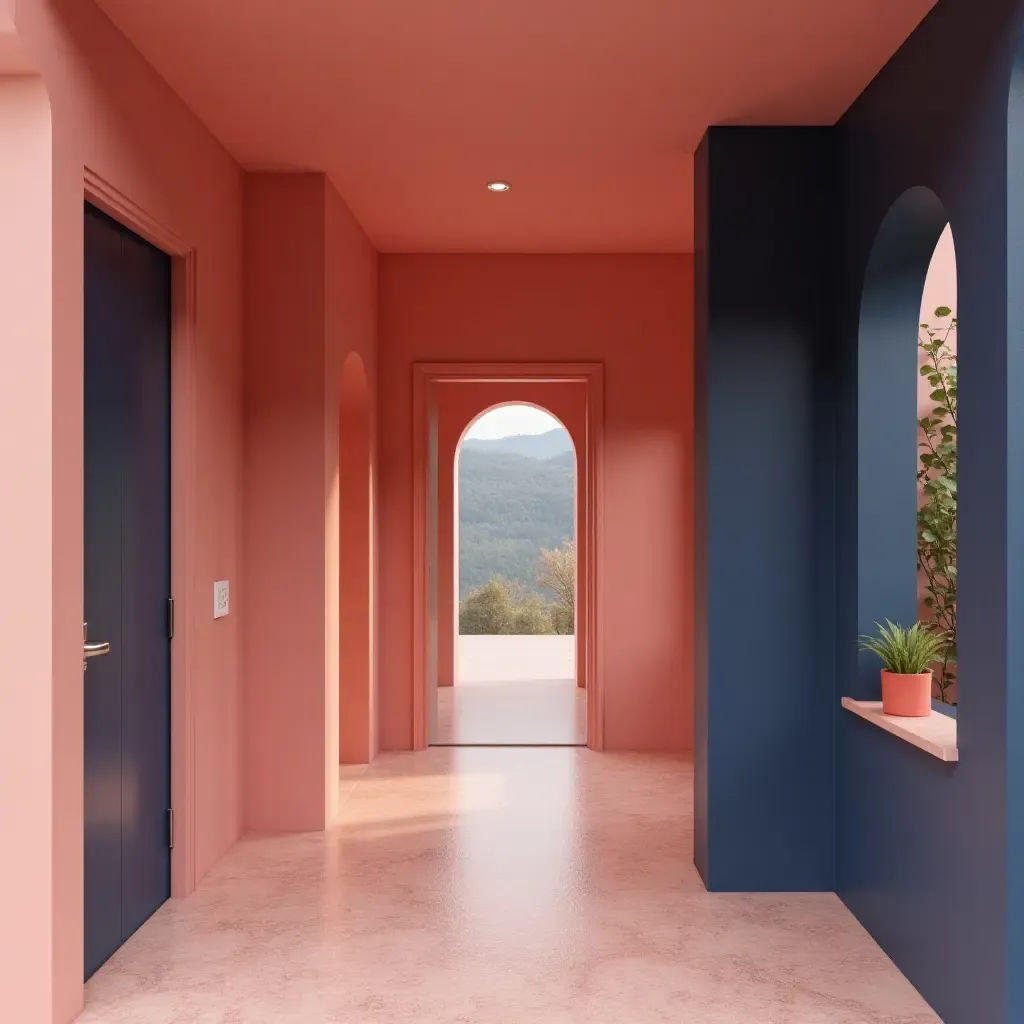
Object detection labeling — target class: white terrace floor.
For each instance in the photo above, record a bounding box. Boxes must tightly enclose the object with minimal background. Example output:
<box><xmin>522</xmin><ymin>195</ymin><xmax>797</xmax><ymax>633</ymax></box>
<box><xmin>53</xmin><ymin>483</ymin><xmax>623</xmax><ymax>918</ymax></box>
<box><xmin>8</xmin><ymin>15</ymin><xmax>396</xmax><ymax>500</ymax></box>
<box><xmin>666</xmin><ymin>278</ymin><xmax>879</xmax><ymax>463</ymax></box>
<box><xmin>435</xmin><ymin>635</ymin><xmax>586</xmax><ymax>745</ymax></box>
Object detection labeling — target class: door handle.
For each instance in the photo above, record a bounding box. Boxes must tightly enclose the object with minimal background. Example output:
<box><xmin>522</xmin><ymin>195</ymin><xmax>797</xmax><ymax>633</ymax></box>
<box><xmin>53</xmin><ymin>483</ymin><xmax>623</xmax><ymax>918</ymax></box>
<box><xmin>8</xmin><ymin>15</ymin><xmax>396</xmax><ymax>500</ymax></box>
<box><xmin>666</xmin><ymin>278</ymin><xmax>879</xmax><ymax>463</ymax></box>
<box><xmin>83</xmin><ymin>622</ymin><xmax>111</xmax><ymax>670</ymax></box>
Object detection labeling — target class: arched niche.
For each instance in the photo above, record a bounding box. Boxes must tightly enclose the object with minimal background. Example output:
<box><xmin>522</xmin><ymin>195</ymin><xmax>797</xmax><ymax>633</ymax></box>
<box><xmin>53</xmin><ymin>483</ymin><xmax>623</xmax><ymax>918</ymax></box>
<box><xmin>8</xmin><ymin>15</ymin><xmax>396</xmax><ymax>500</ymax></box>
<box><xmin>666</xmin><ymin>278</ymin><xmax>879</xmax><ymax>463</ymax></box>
<box><xmin>856</xmin><ymin>186</ymin><xmax>953</xmax><ymax>697</ymax></box>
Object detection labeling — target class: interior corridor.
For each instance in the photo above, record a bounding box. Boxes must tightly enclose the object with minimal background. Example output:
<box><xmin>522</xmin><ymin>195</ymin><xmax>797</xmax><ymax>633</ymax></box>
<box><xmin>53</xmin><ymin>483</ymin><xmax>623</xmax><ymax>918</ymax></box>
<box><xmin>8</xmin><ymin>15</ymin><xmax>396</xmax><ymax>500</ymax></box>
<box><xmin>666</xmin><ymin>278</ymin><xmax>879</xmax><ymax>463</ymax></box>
<box><xmin>79</xmin><ymin>749</ymin><xmax>937</xmax><ymax>1023</ymax></box>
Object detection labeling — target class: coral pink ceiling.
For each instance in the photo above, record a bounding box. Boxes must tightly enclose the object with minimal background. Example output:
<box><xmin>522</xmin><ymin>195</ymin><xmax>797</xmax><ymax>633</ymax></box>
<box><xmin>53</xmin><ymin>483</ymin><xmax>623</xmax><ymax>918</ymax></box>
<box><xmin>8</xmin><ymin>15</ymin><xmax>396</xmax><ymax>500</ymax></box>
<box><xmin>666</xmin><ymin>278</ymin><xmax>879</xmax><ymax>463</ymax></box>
<box><xmin>93</xmin><ymin>0</ymin><xmax>935</xmax><ymax>252</ymax></box>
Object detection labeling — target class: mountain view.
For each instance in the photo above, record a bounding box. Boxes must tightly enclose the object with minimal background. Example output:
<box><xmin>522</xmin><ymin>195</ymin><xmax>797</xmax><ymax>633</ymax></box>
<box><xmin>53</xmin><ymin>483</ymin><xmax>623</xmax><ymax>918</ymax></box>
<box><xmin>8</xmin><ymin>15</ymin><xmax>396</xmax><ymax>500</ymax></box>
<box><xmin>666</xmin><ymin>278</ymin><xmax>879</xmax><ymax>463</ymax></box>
<box><xmin>458</xmin><ymin>427</ymin><xmax>574</xmax><ymax>600</ymax></box>
<box><xmin>461</xmin><ymin>429</ymin><xmax>574</xmax><ymax>461</ymax></box>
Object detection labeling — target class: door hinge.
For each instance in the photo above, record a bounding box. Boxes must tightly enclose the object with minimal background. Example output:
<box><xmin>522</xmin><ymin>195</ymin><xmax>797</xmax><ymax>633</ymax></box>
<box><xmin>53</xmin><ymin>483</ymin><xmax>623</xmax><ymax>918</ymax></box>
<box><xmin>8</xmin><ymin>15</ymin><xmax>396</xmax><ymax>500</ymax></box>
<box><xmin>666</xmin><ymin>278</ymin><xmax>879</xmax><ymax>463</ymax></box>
<box><xmin>167</xmin><ymin>597</ymin><xmax>175</xmax><ymax>640</ymax></box>
<box><xmin>168</xmin><ymin>808</ymin><xmax>175</xmax><ymax>849</ymax></box>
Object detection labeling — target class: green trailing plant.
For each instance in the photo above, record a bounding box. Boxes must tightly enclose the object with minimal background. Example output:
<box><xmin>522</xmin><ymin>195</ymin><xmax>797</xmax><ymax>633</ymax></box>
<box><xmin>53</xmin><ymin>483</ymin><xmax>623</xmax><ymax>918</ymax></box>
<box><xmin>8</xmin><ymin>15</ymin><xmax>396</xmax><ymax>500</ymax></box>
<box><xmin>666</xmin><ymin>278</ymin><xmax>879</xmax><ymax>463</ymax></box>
<box><xmin>918</xmin><ymin>306</ymin><xmax>957</xmax><ymax>703</ymax></box>
<box><xmin>859</xmin><ymin>619</ymin><xmax>947</xmax><ymax>676</ymax></box>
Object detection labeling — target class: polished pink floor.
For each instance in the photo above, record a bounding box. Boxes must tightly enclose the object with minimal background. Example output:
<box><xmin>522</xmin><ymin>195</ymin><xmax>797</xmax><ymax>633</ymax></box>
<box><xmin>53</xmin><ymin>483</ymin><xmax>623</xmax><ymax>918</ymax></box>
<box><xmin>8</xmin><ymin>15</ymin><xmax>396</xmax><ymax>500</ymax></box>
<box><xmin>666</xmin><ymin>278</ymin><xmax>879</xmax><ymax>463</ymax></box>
<box><xmin>435</xmin><ymin>679</ymin><xmax>587</xmax><ymax>744</ymax></box>
<box><xmin>79</xmin><ymin>749</ymin><xmax>938</xmax><ymax>1023</ymax></box>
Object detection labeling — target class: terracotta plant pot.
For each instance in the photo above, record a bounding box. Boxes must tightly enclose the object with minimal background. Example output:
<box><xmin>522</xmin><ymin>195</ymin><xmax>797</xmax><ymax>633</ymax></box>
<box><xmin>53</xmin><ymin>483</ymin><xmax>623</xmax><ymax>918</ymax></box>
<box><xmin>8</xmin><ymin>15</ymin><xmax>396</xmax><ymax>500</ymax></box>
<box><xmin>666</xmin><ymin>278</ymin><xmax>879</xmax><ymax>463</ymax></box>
<box><xmin>881</xmin><ymin>670</ymin><xmax>932</xmax><ymax>717</ymax></box>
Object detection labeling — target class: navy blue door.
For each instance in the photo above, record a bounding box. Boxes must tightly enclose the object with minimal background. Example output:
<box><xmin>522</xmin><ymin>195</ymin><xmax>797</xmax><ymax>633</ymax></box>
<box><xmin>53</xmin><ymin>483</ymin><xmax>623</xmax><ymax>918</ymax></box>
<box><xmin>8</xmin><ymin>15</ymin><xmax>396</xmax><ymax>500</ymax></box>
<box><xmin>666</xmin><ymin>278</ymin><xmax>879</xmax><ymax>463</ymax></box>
<box><xmin>84</xmin><ymin>203</ymin><xmax>172</xmax><ymax>980</ymax></box>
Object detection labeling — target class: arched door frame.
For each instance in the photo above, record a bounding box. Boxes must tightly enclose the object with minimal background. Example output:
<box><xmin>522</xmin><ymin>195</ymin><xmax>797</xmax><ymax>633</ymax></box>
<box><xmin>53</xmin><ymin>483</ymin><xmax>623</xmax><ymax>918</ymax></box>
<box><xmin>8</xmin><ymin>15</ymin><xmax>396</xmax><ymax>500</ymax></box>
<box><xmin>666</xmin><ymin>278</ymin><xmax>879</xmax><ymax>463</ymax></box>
<box><xmin>444</xmin><ymin>393</ymin><xmax>584</xmax><ymax>698</ymax></box>
<box><xmin>412</xmin><ymin>362</ymin><xmax>604</xmax><ymax>750</ymax></box>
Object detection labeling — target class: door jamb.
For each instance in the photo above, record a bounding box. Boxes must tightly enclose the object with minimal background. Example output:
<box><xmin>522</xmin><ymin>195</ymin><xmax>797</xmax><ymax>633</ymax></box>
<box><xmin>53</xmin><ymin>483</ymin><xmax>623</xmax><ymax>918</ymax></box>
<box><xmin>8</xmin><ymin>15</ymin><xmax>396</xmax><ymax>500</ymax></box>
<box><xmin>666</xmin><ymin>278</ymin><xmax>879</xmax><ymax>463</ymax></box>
<box><xmin>412</xmin><ymin>362</ymin><xmax>605</xmax><ymax>751</ymax></box>
<box><xmin>84</xmin><ymin>169</ymin><xmax>197</xmax><ymax>897</ymax></box>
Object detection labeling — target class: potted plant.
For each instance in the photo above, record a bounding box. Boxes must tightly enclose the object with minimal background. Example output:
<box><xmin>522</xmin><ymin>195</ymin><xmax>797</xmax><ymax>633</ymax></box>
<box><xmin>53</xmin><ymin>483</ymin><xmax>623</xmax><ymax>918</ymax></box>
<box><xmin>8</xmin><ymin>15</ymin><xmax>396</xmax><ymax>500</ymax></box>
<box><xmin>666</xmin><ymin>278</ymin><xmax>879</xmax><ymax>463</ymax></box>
<box><xmin>858</xmin><ymin>619</ymin><xmax>945</xmax><ymax>717</ymax></box>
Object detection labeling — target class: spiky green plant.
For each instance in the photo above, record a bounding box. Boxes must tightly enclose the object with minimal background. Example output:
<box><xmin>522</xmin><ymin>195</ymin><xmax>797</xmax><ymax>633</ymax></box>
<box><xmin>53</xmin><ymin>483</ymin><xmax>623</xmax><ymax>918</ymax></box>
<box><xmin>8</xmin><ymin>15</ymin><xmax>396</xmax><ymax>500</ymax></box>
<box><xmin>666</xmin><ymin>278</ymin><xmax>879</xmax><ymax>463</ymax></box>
<box><xmin>858</xmin><ymin>620</ymin><xmax>946</xmax><ymax>675</ymax></box>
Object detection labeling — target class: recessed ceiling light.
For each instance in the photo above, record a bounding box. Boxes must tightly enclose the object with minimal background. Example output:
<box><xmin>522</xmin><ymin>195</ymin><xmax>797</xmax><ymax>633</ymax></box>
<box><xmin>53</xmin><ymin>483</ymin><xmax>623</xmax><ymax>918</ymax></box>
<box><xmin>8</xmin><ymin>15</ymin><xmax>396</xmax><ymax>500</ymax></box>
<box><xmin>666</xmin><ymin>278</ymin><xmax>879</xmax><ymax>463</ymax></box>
<box><xmin>486</xmin><ymin>180</ymin><xmax>511</xmax><ymax>192</ymax></box>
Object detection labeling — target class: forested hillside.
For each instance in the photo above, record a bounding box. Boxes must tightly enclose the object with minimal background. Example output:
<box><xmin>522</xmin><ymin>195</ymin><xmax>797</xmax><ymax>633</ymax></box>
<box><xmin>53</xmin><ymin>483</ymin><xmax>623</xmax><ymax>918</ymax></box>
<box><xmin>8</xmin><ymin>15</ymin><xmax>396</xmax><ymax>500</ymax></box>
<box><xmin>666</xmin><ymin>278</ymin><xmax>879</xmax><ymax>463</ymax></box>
<box><xmin>461</xmin><ymin>429</ymin><xmax>574</xmax><ymax>460</ymax></box>
<box><xmin>457</xmin><ymin>429</ymin><xmax>574</xmax><ymax>599</ymax></box>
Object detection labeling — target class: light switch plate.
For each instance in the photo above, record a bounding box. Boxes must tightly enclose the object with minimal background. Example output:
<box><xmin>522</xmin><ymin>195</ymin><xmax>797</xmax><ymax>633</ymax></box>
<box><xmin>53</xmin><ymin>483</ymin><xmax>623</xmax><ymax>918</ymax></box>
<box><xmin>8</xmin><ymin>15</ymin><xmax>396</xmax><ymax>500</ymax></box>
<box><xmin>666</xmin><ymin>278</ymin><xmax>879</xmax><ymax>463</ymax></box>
<box><xmin>213</xmin><ymin>580</ymin><xmax>230</xmax><ymax>619</ymax></box>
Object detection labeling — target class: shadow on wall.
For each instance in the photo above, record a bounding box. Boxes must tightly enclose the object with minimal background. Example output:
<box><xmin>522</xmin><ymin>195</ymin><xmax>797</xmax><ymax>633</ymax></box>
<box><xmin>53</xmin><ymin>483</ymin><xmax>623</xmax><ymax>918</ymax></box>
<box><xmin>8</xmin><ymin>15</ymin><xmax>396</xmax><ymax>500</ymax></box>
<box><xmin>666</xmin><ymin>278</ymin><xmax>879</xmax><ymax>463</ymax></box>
<box><xmin>339</xmin><ymin>351</ymin><xmax>374</xmax><ymax>765</ymax></box>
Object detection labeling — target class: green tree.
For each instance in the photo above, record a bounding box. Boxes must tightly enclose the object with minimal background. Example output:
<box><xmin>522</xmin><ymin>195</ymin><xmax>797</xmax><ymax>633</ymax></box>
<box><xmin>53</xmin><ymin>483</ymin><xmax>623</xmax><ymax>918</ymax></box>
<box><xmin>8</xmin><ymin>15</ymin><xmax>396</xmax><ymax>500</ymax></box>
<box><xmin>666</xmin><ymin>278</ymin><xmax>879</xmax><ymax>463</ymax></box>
<box><xmin>549</xmin><ymin>602</ymin><xmax>574</xmax><ymax>636</ymax></box>
<box><xmin>510</xmin><ymin>593</ymin><xmax>554</xmax><ymax>635</ymax></box>
<box><xmin>536</xmin><ymin>540</ymin><xmax>575</xmax><ymax>635</ymax></box>
<box><xmin>458</xmin><ymin>577</ymin><xmax>556</xmax><ymax>635</ymax></box>
<box><xmin>459</xmin><ymin>578</ymin><xmax>515</xmax><ymax>634</ymax></box>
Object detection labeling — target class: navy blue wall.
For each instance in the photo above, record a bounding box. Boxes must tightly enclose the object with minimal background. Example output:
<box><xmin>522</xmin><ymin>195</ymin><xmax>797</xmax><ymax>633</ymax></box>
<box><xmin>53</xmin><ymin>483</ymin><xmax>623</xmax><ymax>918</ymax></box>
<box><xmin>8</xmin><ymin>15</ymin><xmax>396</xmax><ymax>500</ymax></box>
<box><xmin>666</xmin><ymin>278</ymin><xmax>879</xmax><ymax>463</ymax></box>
<box><xmin>835</xmin><ymin>2</ymin><xmax>1024</xmax><ymax>1021</ymax></box>
<box><xmin>695</xmin><ymin>2</ymin><xmax>1024</xmax><ymax>1019</ymax></box>
<box><xmin>694</xmin><ymin>127</ymin><xmax>836</xmax><ymax>892</ymax></box>
<box><xmin>1006</xmin><ymin>33</ymin><xmax>1024</xmax><ymax>1023</ymax></box>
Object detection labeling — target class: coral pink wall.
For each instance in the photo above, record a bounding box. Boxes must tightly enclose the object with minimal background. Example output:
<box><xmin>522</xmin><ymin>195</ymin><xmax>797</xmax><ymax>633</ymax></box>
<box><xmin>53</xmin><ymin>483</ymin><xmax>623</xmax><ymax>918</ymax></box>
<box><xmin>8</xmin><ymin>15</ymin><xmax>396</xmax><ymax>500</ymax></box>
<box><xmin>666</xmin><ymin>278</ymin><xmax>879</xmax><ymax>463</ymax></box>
<box><xmin>0</xmin><ymin>72</ymin><xmax>62</xmax><ymax>1024</ymax></box>
<box><xmin>379</xmin><ymin>255</ymin><xmax>694</xmax><ymax>753</ymax></box>
<box><xmin>327</xmin><ymin>187</ymin><xmax>380</xmax><ymax>766</ymax></box>
<box><xmin>244</xmin><ymin>175</ymin><xmax>332</xmax><ymax>831</ymax></box>
<box><xmin>437</xmin><ymin>385</ymin><xmax>586</xmax><ymax>693</ymax></box>
<box><xmin>2</xmin><ymin>2</ymin><xmax>244</xmax><ymax>1019</ymax></box>
<box><xmin>917</xmin><ymin>230</ymin><xmax>957</xmax><ymax>518</ymax></box>
<box><xmin>918</xmin><ymin>225</ymin><xmax>957</xmax><ymax>395</ymax></box>
<box><xmin>338</xmin><ymin>354</ymin><xmax>377</xmax><ymax>763</ymax></box>
<box><xmin>243</xmin><ymin>175</ymin><xmax>378</xmax><ymax>828</ymax></box>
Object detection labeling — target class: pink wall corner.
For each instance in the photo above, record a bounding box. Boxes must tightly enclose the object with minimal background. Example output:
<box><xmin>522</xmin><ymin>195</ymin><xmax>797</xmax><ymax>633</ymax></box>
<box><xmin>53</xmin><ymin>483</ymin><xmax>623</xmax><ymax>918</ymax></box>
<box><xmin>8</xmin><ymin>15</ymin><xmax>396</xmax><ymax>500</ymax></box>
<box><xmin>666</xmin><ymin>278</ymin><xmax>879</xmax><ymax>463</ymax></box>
<box><xmin>0</xmin><ymin>1</ymin><xmax>35</xmax><ymax>73</ymax></box>
<box><xmin>436</xmin><ymin>384</ymin><xmax>586</xmax><ymax>693</ymax></box>
<box><xmin>337</xmin><ymin>352</ymin><xmax>373</xmax><ymax>763</ymax></box>
<box><xmin>326</xmin><ymin>183</ymin><xmax>380</xmax><ymax>767</ymax></box>
<box><xmin>378</xmin><ymin>255</ymin><xmax>694</xmax><ymax>753</ymax></box>
<box><xmin>2</xmin><ymin>2</ymin><xmax>245</xmax><ymax>1019</ymax></box>
<box><xmin>244</xmin><ymin>175</ymin><xmax>379</xmax><ymax>829</ymax></box>
<box><xmin>243</xmin><ymin>174</ymin><xmax>332</xmax><ymax>832</ymax></box>
<box><xmin>0</xmin><ymin>73</ymin><xmax>61</xmax><ymax>1024</ymax></box>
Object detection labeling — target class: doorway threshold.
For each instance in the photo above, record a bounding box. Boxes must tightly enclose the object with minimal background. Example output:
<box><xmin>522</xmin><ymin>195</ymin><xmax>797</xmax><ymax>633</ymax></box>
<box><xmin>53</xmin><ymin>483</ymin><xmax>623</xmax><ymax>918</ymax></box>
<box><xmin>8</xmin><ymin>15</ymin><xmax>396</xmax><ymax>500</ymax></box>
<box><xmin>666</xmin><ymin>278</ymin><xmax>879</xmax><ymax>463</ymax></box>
<box><xmin>430</xmin><ymin>742</ymin><xmax>587</xmax><ymax>748</ymax></box>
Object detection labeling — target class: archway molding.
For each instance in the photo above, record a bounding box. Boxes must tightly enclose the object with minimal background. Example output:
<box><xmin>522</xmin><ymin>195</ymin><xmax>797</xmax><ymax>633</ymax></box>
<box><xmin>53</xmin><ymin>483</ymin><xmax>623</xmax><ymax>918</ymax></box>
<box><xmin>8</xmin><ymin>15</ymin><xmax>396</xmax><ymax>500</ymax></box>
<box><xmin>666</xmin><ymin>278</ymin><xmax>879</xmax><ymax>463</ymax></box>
<box><xmin>412</xmin><ymin>363</ymin><xmax>604</xmax><ymax>750</ymax></box>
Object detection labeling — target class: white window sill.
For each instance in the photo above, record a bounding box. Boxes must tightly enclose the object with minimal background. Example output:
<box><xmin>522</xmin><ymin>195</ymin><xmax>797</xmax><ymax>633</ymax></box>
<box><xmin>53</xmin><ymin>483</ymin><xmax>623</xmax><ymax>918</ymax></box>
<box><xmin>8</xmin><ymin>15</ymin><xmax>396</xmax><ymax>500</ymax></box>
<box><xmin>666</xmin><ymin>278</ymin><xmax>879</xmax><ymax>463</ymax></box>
<box><xmin>841</xmin><ymin>697</ymin><xmax>958</xmax><ymax>762</ymax></box>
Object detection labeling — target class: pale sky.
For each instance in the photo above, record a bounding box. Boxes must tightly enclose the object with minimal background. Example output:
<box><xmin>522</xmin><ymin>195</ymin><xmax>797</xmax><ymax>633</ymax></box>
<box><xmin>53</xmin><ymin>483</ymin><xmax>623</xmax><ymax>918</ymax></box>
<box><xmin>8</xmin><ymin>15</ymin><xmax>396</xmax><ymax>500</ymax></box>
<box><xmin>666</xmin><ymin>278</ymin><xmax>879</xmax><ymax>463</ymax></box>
<box><xmin>465</xmin><ymin>404</ymin><xmax>561</xmax><ymax>440</ymax></box>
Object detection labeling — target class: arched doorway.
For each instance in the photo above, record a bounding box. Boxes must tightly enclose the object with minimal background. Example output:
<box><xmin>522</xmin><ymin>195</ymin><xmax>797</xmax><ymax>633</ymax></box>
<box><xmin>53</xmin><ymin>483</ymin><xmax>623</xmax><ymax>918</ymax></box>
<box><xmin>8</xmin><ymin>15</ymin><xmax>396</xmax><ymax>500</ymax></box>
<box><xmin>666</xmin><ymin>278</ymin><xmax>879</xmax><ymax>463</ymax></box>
<box><xmin>436</xmin><ymin>402</ymin><xmax>583</xmax><ymax>745</ymax></box>
<box><xmin>411</xmin><ymin>363</ymin><xmax>603</xmax><ymax>752</ymax></box>
<box><xmin>338</xmin><ymin>351</ymin><xmax>374</xmax><ymax>763</ymax></box>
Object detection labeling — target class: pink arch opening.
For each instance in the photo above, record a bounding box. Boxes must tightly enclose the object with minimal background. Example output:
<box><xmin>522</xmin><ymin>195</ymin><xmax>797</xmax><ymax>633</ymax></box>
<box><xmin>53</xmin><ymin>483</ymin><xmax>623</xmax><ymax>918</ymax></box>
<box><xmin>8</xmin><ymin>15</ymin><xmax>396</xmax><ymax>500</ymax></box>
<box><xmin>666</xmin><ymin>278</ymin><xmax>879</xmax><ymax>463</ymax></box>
<box><xmin>446</xmin><ymin>399</ymin><xmax>581</xmax><ymax>696</ymax></box>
